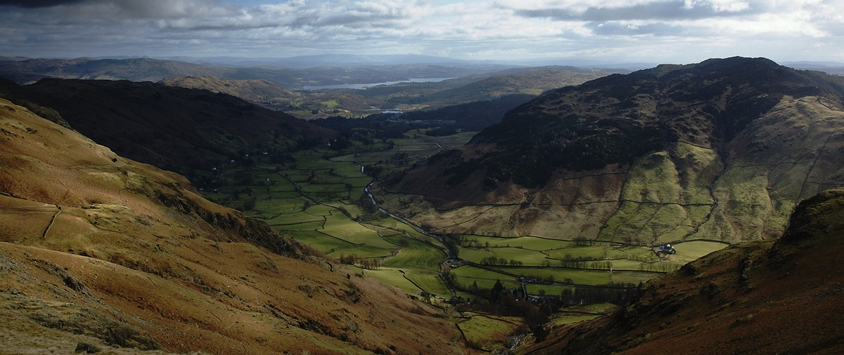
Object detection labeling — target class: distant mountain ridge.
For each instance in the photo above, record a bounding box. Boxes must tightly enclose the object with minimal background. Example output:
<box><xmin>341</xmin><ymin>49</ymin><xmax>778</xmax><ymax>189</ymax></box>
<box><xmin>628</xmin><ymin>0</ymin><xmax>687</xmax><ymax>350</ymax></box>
<box><xmin>0</xmin><ymin>57</ymin><xmax>222</xmax><ymax>84</ymax></box>
<box><xmin>382</xmin><ymin>57</ymin><xmax>844</xmax><ymax>244</ymax></box>
<box><xmin>0</xmin><ymin>56</ymin><xmax>511</xmax><ymax>88</ymax></box>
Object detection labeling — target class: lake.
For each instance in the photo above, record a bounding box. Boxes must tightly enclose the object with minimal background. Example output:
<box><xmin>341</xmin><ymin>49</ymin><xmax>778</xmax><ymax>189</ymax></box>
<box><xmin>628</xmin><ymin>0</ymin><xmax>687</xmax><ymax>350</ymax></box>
<box><xmin>301</xmin><ymin>77</ymin><xmax>453</xmax><ymax>91</ymax></box>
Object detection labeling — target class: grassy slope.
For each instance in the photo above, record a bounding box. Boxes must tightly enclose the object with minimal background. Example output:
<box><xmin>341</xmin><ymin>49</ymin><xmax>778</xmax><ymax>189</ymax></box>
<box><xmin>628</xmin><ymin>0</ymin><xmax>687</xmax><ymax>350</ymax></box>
<box><xmin>380</xmin><ymin>96</ymin><xmax>844</xmax><ymax>245</ymax></box>
<box><xmin>522</xmin><ymin>187</ymin><xmax>844</xmax><ymax>354</ymax></box>
<box><xmin>0</xmin><ymin>98</ymin><xmax>466</xmax><ymax>354</ymax></box>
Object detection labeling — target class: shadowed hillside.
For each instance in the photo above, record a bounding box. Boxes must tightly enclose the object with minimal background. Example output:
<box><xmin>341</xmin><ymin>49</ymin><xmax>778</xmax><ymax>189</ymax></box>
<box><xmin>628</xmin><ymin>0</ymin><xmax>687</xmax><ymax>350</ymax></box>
<box><xmin>0</xmin><ymin>78</ymin><xmax>335</xmax><ymax>175</ymax></box>
<box><xmin>521</xmin><ymin>187</ymin><xmax>844</xmax><ymax>354</ymax></box>
<box><xmin>398</xmin><ymin>94</ymin><xmax>535</xmax><ymax>132</ymax></box>
<box><xmin>382</xmin><ymin>57</ymin><xmax>844</xmax><ymax>243</ymax></box>
<box><xmin>0</xmin><ymin>98</ymin><xmax>466</xmax><ymax>354</ymax></box>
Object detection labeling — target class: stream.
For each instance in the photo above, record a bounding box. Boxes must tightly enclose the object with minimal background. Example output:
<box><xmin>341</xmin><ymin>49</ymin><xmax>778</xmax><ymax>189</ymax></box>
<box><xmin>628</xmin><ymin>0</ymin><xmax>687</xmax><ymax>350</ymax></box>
<box><xmin>358</xmin><ymin>163</ymin><xmax>460</xmax><ymax>299</ymax></box>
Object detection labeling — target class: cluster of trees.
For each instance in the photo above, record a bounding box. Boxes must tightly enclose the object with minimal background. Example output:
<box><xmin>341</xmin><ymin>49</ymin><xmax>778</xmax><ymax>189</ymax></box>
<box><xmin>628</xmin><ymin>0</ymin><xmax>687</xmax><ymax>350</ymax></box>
<box><xmin>572</xmin><ymin>236</ymin><xmax>596</xmax><ymax>246</ymax></box>
<box><xmin>455</xmin><ymin>279</ymin><xmax>553</xmax><ymax>337</ymax></box>
<box><xmin>457</xmin><ymin>237</ymin><xmax>489</xmax><ymax>248</ymax></box>
<box><xmin>337</xmin><ymin>254</ymin><xmax>382</xmax><ymax>270</ymax></box>
<box><xmin>558</xmin><ymin>282</ymin><xmax>641</xmax><ymax>306</ymax></box>
<box><xmin>559</xmin><ymin>254</ymin><xmax>613</xmax><ymax>270</ymax></box>
<box><xmin>456</xmin><ymin>236</ymin><xmax>527</xmax><ymax>249</ymax></box>
<box><xmin>638</xmin><ymin>261</ymin><xmax>682</xmax><ymax>273</ymax></box>
<box><xmin>456</xmin><ymin>279</ymin><xmax>643</xmax><ymax>343</ymax></box>
<box><xmin>479</xmin><ymin>256</ymin><xmax>524</xmax><ymax>266</ymax></box>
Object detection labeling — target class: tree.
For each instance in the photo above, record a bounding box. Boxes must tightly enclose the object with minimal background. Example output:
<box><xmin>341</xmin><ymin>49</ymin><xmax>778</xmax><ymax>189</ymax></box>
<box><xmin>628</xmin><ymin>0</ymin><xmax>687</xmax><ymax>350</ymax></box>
<box><xmin>489</xmin><ymin>280</ymin><xmax>505</xmax><ymax>301</ymax></box>
<box><xmin>242</xmin><ymin>196</ymin><xmax>257</xmax><ymax>211</ymax></box>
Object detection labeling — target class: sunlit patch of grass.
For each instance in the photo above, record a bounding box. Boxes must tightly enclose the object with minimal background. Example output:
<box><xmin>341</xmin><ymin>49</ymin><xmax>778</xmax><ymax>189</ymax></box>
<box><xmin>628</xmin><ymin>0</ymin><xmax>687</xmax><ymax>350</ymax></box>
<box><xmin>264</xmin><ymin>212</ymin><xmax>324</xmax><ymax>226</ymax></box>
<box><xmin>450</xmin><ymin>266</ymin><xmax>519</xmax><ymax>290</ymax></box>
<box><xmin>671</xmin><ymin>240</ymin><xmax>728</xmax><ymax>263</ymax></box>
<box><xmin>457</xmin><ymin>314</ymin><xmax>522</xmax><ymax>351</ymax></box>
<box><xmin>382</xmin><ymin>234</ymin><xmax>445</xmax><ymax>271</ymax></box>
<box><xmin>405</xmin><ymin>270</ymin><xmax>451</xmax><ymax>297</ymax></box>
<box><xmin>352</xmin><ymin>267</ymin><xmax>421</xmax><ymax>294</ymax></box>
<box><xmin>283</xmin><ymin>229</ymin><xmax>355</xmax><ymax>254</ymax></box>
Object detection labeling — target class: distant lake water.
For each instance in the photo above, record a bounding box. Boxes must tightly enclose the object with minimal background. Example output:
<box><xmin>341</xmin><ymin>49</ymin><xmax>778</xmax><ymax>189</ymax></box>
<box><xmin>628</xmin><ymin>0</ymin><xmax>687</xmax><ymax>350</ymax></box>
<box><xmin>301</xmin><ymin>77</ymin><xmax>453</xmax><ymax>91</ymax></box>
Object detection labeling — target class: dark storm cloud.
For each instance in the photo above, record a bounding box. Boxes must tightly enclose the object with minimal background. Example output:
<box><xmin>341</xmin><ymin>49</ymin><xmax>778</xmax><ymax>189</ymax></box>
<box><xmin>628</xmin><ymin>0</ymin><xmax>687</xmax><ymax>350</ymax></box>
<box><xmin>83</xmin><ymin>0</ymin><xmax>237</xmax><ymax>20</ymax></box>
<box><xmin>515</xmin><ymin>0</ymin><xmax>759</xmax><ymax>22</ymax></box>
<box><xmin>0</xmin><ymin>0</ymin><xmax>86</xmax><ymax>8</ymax></box>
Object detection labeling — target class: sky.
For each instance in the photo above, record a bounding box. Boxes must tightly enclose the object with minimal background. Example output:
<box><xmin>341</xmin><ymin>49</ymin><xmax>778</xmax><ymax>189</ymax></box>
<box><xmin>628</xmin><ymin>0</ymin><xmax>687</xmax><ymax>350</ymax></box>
<box><xmin>0</xmin><ymin>0</ymin><xmax>842</xmax><ymax>65</ymax></box>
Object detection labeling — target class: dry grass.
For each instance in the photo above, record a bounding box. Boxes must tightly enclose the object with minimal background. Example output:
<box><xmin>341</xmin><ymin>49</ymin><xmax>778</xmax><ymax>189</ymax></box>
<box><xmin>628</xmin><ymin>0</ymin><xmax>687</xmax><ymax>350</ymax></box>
<box><xmin>0</xmin><ymin>98</ymin><xmax>468</xmax><ymax>354</ymax></box>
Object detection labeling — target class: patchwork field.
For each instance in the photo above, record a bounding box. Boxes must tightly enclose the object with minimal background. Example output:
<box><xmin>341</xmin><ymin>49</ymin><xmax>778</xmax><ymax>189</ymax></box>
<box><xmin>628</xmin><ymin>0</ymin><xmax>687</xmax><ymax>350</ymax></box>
<box><xmin>200</xmin><ymin>132</ymin><xmax>728</xmax><ymax>302</ymax></box>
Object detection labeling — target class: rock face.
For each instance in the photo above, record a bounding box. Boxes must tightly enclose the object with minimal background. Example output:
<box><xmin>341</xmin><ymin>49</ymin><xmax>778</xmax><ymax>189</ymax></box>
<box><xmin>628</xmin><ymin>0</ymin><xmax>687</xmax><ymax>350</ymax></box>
<box><xmin>383</xmin><ymin>57</ymin><xmax>844</xmax><ymax>243</ymax></box>
<box><xmin>522</xmin><ymin>187</ymin><xmax>844</xmax><ymax>354</ymax></box>
<box><xmin>0</xmin><ymin>98</ymin><xmax>465</xmax><ymax>354</ymax></box>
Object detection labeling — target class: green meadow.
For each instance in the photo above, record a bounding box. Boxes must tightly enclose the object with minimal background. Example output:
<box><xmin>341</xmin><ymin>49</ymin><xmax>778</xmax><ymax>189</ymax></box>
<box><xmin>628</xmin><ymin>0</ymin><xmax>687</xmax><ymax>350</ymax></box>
<box><xmin>200</xmin><ymin>134</ymin><xmax>728</xmax><ymax>301</ymax></box>
<box><xmin>456</xmin><ymin>313</ymin><xmax>522</xmax><ymax>351</ymax></box>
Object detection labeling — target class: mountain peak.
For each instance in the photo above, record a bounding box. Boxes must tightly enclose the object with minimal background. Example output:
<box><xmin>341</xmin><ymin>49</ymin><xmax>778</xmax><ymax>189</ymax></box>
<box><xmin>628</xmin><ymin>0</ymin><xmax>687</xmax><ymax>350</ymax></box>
<box><xmin>382</xmin><ymin>57</ymin><xmax>844</xmax><ymax>243</ymax></box>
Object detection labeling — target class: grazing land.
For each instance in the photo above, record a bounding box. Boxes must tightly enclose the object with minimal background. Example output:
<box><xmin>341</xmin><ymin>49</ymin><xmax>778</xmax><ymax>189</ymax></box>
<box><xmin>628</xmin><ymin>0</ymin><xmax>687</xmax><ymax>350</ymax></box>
<box><xmin>200</xmin><ymin>127</ymin><xmax>727</xmax><ymax>303</ymax></box>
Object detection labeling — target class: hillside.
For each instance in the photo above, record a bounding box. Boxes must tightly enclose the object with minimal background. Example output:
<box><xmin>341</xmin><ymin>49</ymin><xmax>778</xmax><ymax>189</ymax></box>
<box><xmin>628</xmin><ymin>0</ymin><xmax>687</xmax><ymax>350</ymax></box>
<box><xmin>422</xmin><ymin>67</ymin><xmax>615</xmax><ymax>105</ymax></box>
<box><xmin>399</xmin><ymin>94</ymin><xmax>535</xmax><ymax>132</ymax></box>
<box><xmin>0</xmin><ymin>57</ymin><xmax>223</xmax><ymax>84</ymax></box>
<box><xmin>158</xmin><ymin>67</ymin><xmax>616</xmax><ymax>119</ymax></box>
<box><xmin>0</xmin><ymin>98</ymin><xmax>466</xmax><ymax>354</ymax></box>
<box><xmin>159</xmin><ymin>75</ymin><xmax>299</xmax><ymax>109</ymax></box>
<box><xmin>521</xmin><ymin>187</ymin><xmax>844</xmax><ymax>354</ymax></box>
<box><xmin>381</xmin><ymin>57</ymin><xmax>844</xmax><ymax>243</ymax></box>
<box><xmin>0</xmin><ymin>56</ymin><xmax>507</xmax><ymax>88</ymax></box>
<box><xmin>0</xmin><ymin>78</ymin><xmax>334</xmax><ymax>175</ymax></box>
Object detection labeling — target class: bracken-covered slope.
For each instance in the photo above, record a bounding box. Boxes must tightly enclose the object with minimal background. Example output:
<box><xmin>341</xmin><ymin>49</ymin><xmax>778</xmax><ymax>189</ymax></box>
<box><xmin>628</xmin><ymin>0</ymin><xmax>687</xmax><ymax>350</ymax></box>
<box><xmin>0</xmin><ymin>78</ymin><xmax>335</xmax><ymax>174</ymax></box>
<box><xmin>382</xmin><ymin>57</ymin><xmax>844</xmax><ymax>243</ymax></box>
<box><xmin>0</xmin><ymin>98</ymin><xmax>465</xmax><ymax>354</ymax></box>
<box><xmin>521</xmin><ymin>187</ymin><xmax>844</xmax><ymax>354</ymax></box>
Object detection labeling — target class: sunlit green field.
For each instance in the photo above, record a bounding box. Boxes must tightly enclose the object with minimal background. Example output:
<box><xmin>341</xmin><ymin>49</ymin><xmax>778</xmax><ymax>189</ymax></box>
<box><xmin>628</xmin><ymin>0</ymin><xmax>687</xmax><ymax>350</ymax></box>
<box><xmin>457</xmin><ymin>313</ymin><xmax>523</xmax><ymax>351</ymax></box>
<box><xmin>352</xmin><ymin>267</ymin><xmax>421</xmax><ymax>294</ymax></box>
<box><xmin>200</xmin><ymin>134</ymin><xmax>728</xmax><ymax>300</ymax></box>
<box><xmin>405</xmin><ymin>270</ymin><xmax>452</xmax><ymax>297</ymax></box>
<box><xmin>381</xmin><ymin>234</ymin><xmax>447</xmax><ymax>272</ymax></box>
<box><xmin>202</xmin><ymin>140</ymin><xmax>461</xmax><ymax>297</ymax></box>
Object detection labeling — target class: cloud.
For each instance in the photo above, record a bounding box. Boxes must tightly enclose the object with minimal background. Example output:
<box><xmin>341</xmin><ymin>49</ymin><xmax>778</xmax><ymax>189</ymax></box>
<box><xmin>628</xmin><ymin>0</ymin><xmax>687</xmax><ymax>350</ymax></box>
<box><xmin>513</xmin><ymin>0</ymin><xmax>758</xmax><ymax>21</ymax></box>
<box><xmin>588</xmin><ymin>22</ymin><xmax>683</xmax><ymax>36</ymax></box>
<box><xmin>0</xmin><ymin>0</ymin><xmax>86</xmax><ymax>8</ymax></box>
<box><xmin>59</xmin><ymin>0</ymin><xmax>238</xmax><ymax>21</ymax></box>
<box><xmin>0</xmin><ymin>0</ymin><xmax>841</xmax><ymax>63</ymax></box>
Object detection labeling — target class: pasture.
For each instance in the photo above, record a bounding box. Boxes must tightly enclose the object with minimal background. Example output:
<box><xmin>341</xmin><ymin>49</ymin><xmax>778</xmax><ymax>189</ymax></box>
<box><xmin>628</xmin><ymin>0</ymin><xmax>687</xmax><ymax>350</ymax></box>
<box><xmin>456</xmin><ymin>313</ymin><xmax>523</xmax><ymax>351</ymax></box>
<box><xmin>199</xmin><ymin>135</ymin><xmax>729</xmax><ymax>302</ymax></box>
